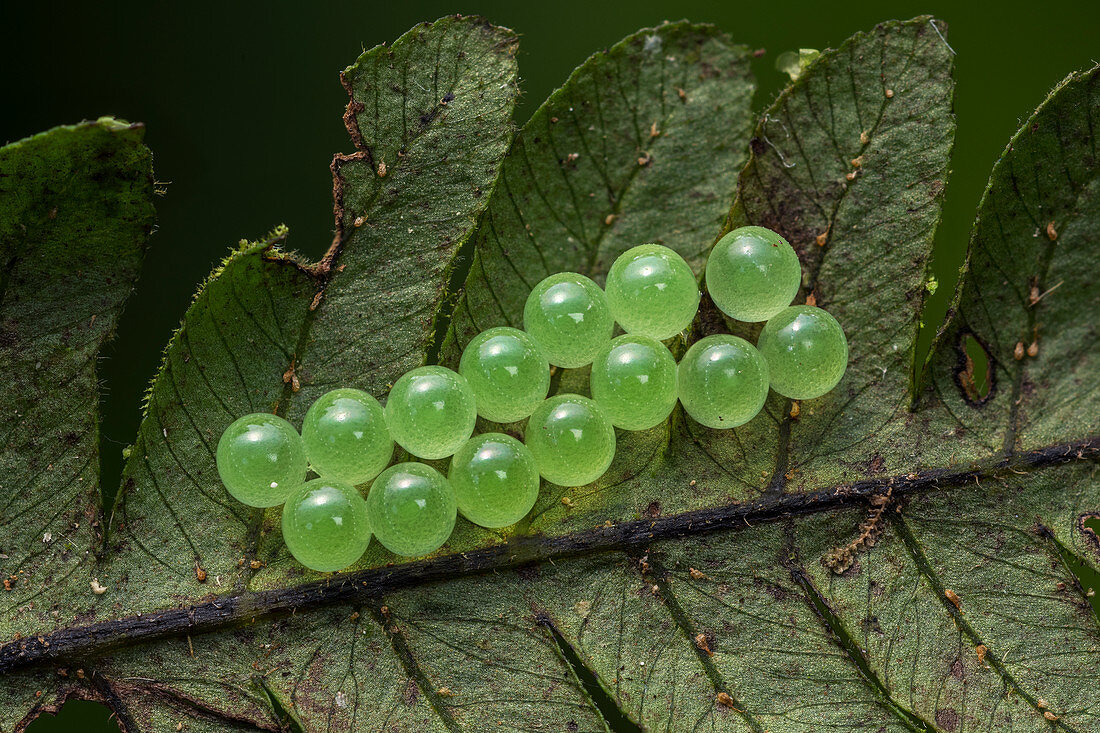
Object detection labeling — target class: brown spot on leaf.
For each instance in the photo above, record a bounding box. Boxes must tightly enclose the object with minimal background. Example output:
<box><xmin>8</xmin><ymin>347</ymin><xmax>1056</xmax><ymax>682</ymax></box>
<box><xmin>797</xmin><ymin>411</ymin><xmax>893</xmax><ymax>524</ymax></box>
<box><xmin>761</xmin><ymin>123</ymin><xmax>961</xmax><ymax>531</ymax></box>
<box><xmin>643</xmin><ymin>501</ymin><xmax>661</xmax><ymax>518</ymax></box>
<box><xmin>1079</xmin><ymin>514</ymin><xmax>1100</xmax><ymax>552</ymax></box>
<box><xmin>516</xmin><ymin>563</ymin><xmax>540</xmax><ymax>582</ymax></box>
<box><xmin>935</xmin><ymin>708</ymin><xmax>959</xmax><ymax>730</ymax></box>
<box><xmin>1046</xmin><ymin>221</ymin><xmax>1057</xmax><ymax>240</ymax></box>
<box><xmin>402</xmin><ymin>678</ymin><xmax>419</xmax><ymax>705</ymax></box>
<box><xmin>944</xmin><ymin>588</ymin><xmax>961</xmax><ymax>610</ymax></box>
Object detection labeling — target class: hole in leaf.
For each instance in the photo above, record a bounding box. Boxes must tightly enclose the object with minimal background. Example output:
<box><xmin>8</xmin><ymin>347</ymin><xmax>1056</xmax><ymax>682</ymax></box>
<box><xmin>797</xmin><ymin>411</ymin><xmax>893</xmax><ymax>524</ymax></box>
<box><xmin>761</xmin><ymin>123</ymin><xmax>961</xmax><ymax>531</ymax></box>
<box><xmin>1082</xmin><ymin>514</ymin><xmax>1100</xmax><ymax>541</ymax></box>
<box><xmin>957</xmin><ymin>332</ymin><xmax>992</xmax><ymax>403</ymax></box>
<box><xmin>537</xmin><ymin>612</ymin><xmax>641</xmax><ymax>732</ymax></box>
<box><xmin>24</xmin><ymin>700</ymin><xmax>118</xmax><ymax>733</ymax></box>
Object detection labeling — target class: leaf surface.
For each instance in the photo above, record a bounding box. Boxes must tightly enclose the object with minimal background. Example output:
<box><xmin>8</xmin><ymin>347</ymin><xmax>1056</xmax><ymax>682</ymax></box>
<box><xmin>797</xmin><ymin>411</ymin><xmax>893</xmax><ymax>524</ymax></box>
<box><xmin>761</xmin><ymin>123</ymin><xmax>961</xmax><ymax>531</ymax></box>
<box><xmin>0</xmin><ymin>117</ymin><xmax>153</xmax><ymax>647</ymax></box>
<box><xmin>3</xmin><ymin>16</ymin><xmax>1100</xmax><ymax>733</ymax></box>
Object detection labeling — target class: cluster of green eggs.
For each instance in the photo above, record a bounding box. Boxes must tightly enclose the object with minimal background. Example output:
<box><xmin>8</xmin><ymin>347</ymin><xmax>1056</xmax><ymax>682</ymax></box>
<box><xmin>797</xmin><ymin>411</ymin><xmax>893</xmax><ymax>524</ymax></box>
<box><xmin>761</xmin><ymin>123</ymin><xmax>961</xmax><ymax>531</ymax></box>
<box><xmin>215</xmin><ymin>226</ymin><xmax>847</xmax><ymax>571</ymax></box>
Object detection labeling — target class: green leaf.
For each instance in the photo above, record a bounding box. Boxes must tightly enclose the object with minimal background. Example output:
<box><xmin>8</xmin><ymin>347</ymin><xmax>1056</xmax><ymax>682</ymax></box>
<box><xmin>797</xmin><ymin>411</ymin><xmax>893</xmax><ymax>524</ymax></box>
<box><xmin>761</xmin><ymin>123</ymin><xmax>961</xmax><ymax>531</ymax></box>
<box><xmin>0</xmin><ymin>116</ymin><xmax>153</xmax><ymax>662</ymax></box>
<box><xmin>106</xmin><ymin>14</ymin><xmax>521</xmax><ymax>618</ymax></box>
<box><xmin>3</xmin><ymin>16</ymin><xmax>1100</xmax><ymax>733</ymax></box>
<box><xmin>926</xmin><ymin>66</ymin><xmax>1100</xmax><ymax>456</ymax></box>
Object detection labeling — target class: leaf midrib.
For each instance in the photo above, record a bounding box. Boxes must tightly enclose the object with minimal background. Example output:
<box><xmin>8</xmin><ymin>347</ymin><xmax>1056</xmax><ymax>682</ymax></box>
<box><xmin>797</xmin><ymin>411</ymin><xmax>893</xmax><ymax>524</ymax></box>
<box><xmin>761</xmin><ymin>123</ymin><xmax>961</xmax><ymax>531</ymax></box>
<box><xmin>3</xmin><ymin>436</ymin><xmax>1094</xmax><ymax>676</ymax></box>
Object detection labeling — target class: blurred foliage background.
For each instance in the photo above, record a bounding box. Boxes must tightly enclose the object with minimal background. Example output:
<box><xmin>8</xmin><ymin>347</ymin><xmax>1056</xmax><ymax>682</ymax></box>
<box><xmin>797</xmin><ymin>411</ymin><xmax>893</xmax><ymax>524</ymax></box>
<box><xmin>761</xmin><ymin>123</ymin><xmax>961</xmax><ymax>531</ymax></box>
<box><xmin>3</xmin><ymin>0</ymin><xmax>1098</xmax><ymax>729</ymax></box>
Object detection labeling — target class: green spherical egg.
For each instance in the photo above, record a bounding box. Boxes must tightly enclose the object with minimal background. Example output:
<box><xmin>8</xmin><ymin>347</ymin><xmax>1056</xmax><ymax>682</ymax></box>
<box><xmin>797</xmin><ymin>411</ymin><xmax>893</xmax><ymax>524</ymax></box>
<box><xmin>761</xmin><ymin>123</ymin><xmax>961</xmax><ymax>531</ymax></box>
<box><xmin>459</xmin><ymin>327</ymin><xmax>550</xmax><ymax>423</ymax></box>
<box><xmin>367</xmin><ymin>462</ymin><xmax>457</xmax><ymax>557</ymax></box>
<box><xmin>302</xmin><ymin>388</ymin><xmax>393</xmax><ymax>484</ymax></box>
<box><xmin>590</xmin><ymin>334</ymin><xmax>678</xmax><ymax>430</ymax></box>
<box><xmin>757</xmin><ymin>306</ymin><xmax>848</xmax><ymax>400</ymax></box>
<box><xmin>705</xmin><ymin>226</ymin><xmax>802</xmax><ymax>322</ymax></box>
<box><xmin>449</xmin><ymin>433</ymin><xmax>540</xmax><ymax>528</ymax></box>
<box><xmin>523</xmin><ymin>272</ymin><xmax>613</xmax><ymax>368</ymax></box>
<box><xmin>677</xmin><ymin>335</ymin><xmax>769</xmax><ymax>429</ymax></box>
<box><xmin>281</xmin><ymin>478</ymin><xmax>371</xmax><ymax>572</ymax></box>
<box><xmin>604</xmin><ymin>244</ymin><xmax>700</xmax><ymax>339</ymax></box>
<box><xmin>216</xmin><ymin>413</ymin><xmax>307</xmax><ymax>507</ymax></box>
<box><xmin>525</xmin><ymin>394</ymin><xmax>615</xmax><ymax>487</ymax></box>
<box><xmin>384</xmin><ymin>366</ymin><xmax>476</xmax><ymax>460</ymax></box>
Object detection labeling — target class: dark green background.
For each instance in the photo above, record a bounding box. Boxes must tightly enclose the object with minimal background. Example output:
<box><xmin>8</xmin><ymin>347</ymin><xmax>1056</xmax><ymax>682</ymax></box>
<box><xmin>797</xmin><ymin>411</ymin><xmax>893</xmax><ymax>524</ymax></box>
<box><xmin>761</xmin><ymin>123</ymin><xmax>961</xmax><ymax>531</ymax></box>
<box><xmin>3</xmin><ymin>1</ymin><xmax>1098</xmax><ymax>730</ymax></box>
